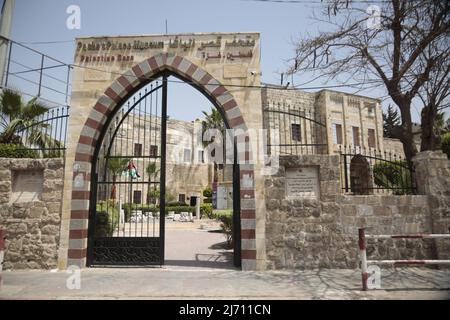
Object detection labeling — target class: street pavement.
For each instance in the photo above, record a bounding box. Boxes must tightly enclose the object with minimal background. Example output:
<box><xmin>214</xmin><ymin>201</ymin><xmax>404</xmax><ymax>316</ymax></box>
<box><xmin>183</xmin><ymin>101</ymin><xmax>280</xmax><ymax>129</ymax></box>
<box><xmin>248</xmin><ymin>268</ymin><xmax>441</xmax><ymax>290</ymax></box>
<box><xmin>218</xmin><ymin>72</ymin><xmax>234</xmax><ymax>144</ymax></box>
<box><xmin>1</xmin><ymin>266</ymin><xmax>449</xmax><ymax>300</ymax></box>
<box><xmin>1</xmin><ymin>221</ymin><xmax>449</xmax><ymax>300</ymax></box>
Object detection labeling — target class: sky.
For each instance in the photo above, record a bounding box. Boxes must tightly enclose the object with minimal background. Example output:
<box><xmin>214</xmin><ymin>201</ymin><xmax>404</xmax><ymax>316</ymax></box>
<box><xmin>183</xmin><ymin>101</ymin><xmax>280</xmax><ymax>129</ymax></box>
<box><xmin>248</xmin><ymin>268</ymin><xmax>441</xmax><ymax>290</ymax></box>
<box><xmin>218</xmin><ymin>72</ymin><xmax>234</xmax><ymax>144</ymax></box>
<box><xmin>5</xmin><ymin>0</ymin><xmax>445</xmax><ymax>122</ymax></box>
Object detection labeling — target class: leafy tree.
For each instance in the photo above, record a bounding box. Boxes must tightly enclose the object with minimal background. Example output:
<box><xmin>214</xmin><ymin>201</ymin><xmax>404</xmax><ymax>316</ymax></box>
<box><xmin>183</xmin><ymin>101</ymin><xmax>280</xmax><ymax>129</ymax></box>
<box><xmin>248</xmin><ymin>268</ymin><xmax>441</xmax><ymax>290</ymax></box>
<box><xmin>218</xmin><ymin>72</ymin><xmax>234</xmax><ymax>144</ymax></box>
<box><xmin>203</xmin><ymin>186</ymin><xmax>212</xmax><ymax>198</ymax></box>
<box><xmin>383</xmin><ymin>105</ymin><xmax>401</xmax><ymax>139</ymax></box>
<box><xmin>146</xmin><ymin>187</ymin><xmax>175</xmax><ymax>206</ymax></box>
<box><xmin>106</xmin><ymin>156</ymin><xmax>128</xmax><ymax>200</ymax></box>
<box><xmin>145</xmin><ymin>162</ymin><xmax>160</xmax><ymax>205</ymax></box>
<box><xmin>373</xmin><ymin>160</ymin><xmax>413</xmax><ymax>195</ymax></box>
<box><xmin>0</xmin><ymin>89</ymin><xmax>62</xmax><ymax>155</ymax></box>
<box><xmin>434</xmin><ymin>112</ymin><xmax>448</xmax><ymax>136</ymax></box>
<box><xmin>216</xmin><ymin>210</ymin><xmax>233</xmax><ymax>248</ymax></box>
<box><xmin>201</xmin><ymin>107</ymin><xmax>226</xmax><ymax>182</ymax></box>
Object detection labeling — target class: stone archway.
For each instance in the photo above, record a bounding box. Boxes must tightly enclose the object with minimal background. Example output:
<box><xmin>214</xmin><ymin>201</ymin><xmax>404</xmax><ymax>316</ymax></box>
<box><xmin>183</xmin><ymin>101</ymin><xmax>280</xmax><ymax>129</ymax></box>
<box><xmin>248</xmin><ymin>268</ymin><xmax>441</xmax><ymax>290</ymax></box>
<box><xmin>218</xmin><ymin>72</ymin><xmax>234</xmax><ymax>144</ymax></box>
<box><xmin>67</xmin><ymin>53</ymin><xmax>257</xmax><ymax>269</ymax></box>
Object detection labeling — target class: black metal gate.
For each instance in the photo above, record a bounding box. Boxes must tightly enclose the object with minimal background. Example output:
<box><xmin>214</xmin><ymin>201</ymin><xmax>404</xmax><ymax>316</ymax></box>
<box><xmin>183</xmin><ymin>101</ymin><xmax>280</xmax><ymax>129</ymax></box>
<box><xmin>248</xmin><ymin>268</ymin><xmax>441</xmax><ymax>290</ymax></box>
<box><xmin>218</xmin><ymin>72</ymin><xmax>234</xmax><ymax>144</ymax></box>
<box><xmin>87</xmin><ymin>76</ymin><xmax>168</xmax><ymax>266</ymax></box>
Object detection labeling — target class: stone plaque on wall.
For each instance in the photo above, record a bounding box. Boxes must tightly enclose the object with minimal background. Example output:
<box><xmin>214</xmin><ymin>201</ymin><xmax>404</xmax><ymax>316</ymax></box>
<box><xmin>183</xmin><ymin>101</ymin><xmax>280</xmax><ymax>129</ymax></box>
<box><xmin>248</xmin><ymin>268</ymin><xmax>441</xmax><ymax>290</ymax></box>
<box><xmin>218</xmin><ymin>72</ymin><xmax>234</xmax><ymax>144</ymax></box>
<box><xmin>11</xmin><ymin>170</ymin><xmax>44</xmax><ymax>203</ymax></box>
<box><xmin>285</xmin><ymin>166</ymin><xmax>319</xmax><ymax>198</ymax></box>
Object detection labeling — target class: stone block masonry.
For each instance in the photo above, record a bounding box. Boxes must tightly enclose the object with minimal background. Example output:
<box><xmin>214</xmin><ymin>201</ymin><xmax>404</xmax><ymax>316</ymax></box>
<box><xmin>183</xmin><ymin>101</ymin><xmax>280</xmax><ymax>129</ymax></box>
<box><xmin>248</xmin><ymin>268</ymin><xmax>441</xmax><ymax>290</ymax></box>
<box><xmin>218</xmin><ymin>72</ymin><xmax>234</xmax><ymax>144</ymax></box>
<box><xmin>264</xmin><ymin>153</ymin><xmax>449</xmax><ymax>269</ymax></box>
<box><xmin>413</xmin><ymin>151</ymin><xmax>450</xmax><ymax>260</ymax></box>
<box><xmin>0</xmin><ymin>158</ymin><xmax>64</xmax><ymax>270</ymax></box>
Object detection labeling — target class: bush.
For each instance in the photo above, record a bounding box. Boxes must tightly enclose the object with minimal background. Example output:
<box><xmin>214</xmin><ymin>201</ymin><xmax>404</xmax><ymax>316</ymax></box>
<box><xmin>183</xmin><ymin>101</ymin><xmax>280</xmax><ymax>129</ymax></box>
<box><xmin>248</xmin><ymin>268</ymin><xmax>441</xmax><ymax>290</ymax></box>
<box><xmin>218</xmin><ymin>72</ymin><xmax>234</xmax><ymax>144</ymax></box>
<box><xmin>166</xmin><ymin>201</ymin><xmax>188</xmax><ymax>207</ymax></box>
<box><xmin>373</xmin><ymin>160</ymin><xmax>413</xmax><ymax>195</ymax></box>
<box><xmin>203</xmin><ymin>187</ymin><xmax>212</xmax><ymax>198</ymax></box>
<box><xmin>122</xmin><ymin>203</ymin><xmax>158</xmax><ymax>221</ymax></box>
<box><xmin>200</xmin><ymin>203</ymin><xmax>213</xmax><ymax>219</ymax></box>
<box><xmin>146</xmin><ymin>189</ymin><xmax>176</xmax><ymax>205</ymax></box>
<box><xmin>215</xmin><ymin>210</ymin><xmax>233</xmax><ymax>248</ymax></box>
<box><xmin>165</xmin><ymin>191</ymin><xmax>175</xmax><ymax>203</ymax></box>
<box><xmin>203</xmin><ymin>198</ymin><xmax>212</xmax><ymax>204</ymax></box>
<box><xmin>442</xmin><ymin>132</ymin><xmax>450</xmax><ymax>159</ymax></box>
<box><xmin>139</xmin><ymin>204</ymin><xmax>158</xmax><ymax>216</ymax></box>
<box><xmin>122</xmin><ymin>203</ymin><xmax>135</xmax><ymax>222</ymax></box>
<box><xmin>165</xmin><ymin>205</ymin><xmax>195</xmax><ymax>214</ymax></box>
<box><xmin>122</xmin><ymin>203</ymin><xmax>195</xmax><ymax>218</ymax></box>
<box><xmin>0</xmin><ymin>143</ymin><xmax>39</xmax><ymax>158</ymax></box>
<box><xmin>95</xmin><ymin>200</ymin><xmax>119</xmax><ymax>237</ymax></box>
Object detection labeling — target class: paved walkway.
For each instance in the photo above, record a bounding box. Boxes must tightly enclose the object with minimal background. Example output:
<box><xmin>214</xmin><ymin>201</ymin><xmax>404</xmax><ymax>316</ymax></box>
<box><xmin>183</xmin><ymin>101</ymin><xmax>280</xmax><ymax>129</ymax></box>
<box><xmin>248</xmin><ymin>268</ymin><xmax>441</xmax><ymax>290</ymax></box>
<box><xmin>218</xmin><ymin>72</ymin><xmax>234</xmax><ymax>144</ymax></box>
<box><xmin>1</xmin><ymin>221</ymin><xmax>449</xmax><ymax>300</ymax></box>
<box><xmin>1</xmin><ymin>267</ymin><xmax>449</xmax><ymax>300</ymax></box>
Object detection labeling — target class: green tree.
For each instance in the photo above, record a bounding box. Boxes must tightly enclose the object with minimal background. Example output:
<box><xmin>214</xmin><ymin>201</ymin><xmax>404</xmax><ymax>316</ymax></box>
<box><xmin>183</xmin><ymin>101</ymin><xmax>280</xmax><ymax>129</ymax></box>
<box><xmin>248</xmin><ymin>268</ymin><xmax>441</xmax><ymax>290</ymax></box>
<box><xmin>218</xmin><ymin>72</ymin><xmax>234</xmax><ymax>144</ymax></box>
<box><xmin>0</xmin><ymin>89</ymin><xmax>62</xmax><ymax>155</ymax></box>
<box><xmin>441</xmin><ymin>132</ymin><xmax>450</xmax><ymax>159</ymax></box>
<box><xmin>145</xmin><ymin>162</ymin><xmax>160</xmax><ymax>205</ymax></box>
<box><xmin>107</xmin><ymin>156</ymin><xmax>128</xmax><ymax>200</ymax></box>
<box><xmin>373</xmin><ymin>160</ymin><xmax>413</xmax><ymax>195</ymax></box>
<box><xmin>434</xmin><ymin>112</ymin><xmax>447</xmax><ymax>136</ymax></box>
<box><xmin>215</xmin><ymin>210</ymin><xmax>233</xmax><ymax>248</ymax></box>
<box><xmin>201</xmin><ymin>107</ymin><xmax>225</xmax><ymax>183</ymax></box>
<box><xmin>383</xmin><ymin>105</ymin><xmax>401</xmax><ymax>139</ymax></box>
<box><xmin>146</xmin><ymin>187</ymin><xmax>175</xmax><ymax>206</ymax></box>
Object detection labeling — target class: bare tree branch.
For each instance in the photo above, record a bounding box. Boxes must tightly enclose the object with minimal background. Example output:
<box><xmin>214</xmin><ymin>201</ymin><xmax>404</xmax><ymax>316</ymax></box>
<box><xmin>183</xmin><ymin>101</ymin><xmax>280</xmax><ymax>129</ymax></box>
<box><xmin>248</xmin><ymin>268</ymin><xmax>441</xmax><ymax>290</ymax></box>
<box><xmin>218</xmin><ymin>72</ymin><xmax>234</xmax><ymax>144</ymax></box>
<box><xmin>288</xmin><ymin>0</ymin><xmax>450</xmax><ymax>162</ymax></box>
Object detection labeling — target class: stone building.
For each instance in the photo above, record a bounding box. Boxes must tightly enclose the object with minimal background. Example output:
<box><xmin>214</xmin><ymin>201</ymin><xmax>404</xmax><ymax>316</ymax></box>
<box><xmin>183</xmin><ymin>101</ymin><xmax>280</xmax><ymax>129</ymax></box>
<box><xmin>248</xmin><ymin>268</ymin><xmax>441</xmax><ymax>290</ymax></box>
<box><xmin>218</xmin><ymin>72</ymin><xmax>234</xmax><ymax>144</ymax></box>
<box><xmin>2</xmin><ymin>32</ymin><xmax>449</xmax><ymax>272</ymax></box>
<box><xmin>97</xmin><ymin>114</ymin><xmax>212</xmax><ymax>206</ymax></box>
<box><xmin>261</xmin><ymin>85</ymin><xmax>385</xmax><ymax>156</ymax></box>
<box><xmin>102</xmin><ymin>83</ymin><xmax>394</xmax><ymax>209</ymax></box>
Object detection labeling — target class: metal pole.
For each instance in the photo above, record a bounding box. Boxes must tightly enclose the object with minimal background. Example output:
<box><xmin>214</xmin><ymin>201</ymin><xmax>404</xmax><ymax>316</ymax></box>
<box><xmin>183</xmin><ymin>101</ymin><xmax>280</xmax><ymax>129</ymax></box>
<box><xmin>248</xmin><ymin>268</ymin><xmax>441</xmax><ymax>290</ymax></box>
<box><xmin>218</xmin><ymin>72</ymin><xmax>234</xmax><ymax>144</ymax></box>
<box><xmin>37</xmin><ymin>54</ymin><xmax>44</xmax><ymax>96</ymax></box>
<box><xmin>0</xmin><ymin>0</ymin><xmax>15</xmax><ymax>88</ymax></box>
<box><xmin>65</xmin><ymin>65</ymin><xmax>71</xmax><ymax>104</ymax></box>
<box><xmin>359</xmin><ymin>228</ymin><xmax>368</xmax><ymax>291</ymax></box>
<box><xmin>129</xmin><ymin>175</ymin><xmax>132</xmax><ymax>233</ymax></box>
<box><xmin>3</xmin><ymin>39</ymin><xmax>11</xmax><ymax>87</ymax></box>
<box><xmin>159</xmin><ymin>75</ymin><xmax>168</xmax><ymax>265</ymax></box>
<box><xmin>367</xmin><ymin>259</ymin><xmax>450</xmax><ymax>266</ymax></box>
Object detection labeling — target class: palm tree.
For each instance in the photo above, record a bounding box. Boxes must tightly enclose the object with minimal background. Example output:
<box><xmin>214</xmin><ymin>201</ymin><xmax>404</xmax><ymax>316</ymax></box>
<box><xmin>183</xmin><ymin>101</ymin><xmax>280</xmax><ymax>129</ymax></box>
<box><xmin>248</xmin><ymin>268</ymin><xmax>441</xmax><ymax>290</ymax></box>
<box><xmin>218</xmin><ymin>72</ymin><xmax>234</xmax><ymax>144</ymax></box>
<box><xmin>201</xmin><ymin>108</ymin><xmax>225</xmax><ymax>183</ymax></box>
<box><xmin>0</xmin><ymin>89</ymin><xmax>61</xmax><ymax>153</ymax></box>
<box><xmin>107</xmin><ymin>156</ymin><xmax>128</xmax><ymax>200</ymax></box>
<box><xmin>434</xmin><ymin>112</ymin><xmax>447</xmax><ymax>135</ymax></box>
<box><xmin>145</xmin><ymin>162</ymin><xmax>160</xmax><ymax>205</ymax></box>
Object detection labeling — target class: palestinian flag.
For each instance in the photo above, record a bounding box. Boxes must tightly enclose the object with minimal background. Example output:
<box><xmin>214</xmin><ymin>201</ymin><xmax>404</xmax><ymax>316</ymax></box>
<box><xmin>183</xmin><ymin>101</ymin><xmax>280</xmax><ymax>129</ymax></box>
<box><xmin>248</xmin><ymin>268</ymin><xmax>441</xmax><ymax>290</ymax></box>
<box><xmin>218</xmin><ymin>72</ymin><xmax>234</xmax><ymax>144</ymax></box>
<box><xmin>124</xmin><ymin>159</ymin><xmax>140</xmax><ymax>179</ymax></box>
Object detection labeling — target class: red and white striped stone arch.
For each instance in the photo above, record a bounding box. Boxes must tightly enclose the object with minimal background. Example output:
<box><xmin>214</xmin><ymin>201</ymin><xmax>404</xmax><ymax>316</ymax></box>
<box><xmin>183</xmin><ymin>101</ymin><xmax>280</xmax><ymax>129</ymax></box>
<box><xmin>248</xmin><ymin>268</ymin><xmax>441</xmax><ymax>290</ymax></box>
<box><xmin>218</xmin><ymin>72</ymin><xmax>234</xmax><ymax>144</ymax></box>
<box><xmin>69</xmin><ymin>52</ymin><xmax>257</xmax><ymax>270</ymax></box>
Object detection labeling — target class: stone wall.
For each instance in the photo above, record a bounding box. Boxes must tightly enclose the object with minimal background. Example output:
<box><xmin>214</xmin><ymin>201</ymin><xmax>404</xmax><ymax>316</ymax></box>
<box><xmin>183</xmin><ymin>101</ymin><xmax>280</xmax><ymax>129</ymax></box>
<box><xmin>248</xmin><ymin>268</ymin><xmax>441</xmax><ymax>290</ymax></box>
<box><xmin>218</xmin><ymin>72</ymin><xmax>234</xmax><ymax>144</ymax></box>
<box><xmin>264</xmin><ymin>154</ymin><xmax>443</xmax><ymax>269</ymax></box>
<box><xmin>413</xmin><ymin>151</ymin><xmax>450</xmax><ymax>260</ymax></box>
<box><xmin>0</xmin><ymin>158</ymin><xmax>64</xmax><ymax>270</ymax></box>
<box><xmin>261</xmin><ymin>86</ymin><xmax>317</xmax><ymax>111</ymax></box>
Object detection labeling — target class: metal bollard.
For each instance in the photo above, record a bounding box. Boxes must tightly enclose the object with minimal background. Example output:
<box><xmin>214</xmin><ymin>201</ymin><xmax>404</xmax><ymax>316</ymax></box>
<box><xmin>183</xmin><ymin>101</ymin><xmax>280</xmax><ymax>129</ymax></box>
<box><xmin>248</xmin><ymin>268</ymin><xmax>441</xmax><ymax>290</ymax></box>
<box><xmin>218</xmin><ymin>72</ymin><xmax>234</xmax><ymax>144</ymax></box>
<box><xmin>358</xmin><ymin>228</ymin><xmax>368</xmax><ymax>291</ymax></box>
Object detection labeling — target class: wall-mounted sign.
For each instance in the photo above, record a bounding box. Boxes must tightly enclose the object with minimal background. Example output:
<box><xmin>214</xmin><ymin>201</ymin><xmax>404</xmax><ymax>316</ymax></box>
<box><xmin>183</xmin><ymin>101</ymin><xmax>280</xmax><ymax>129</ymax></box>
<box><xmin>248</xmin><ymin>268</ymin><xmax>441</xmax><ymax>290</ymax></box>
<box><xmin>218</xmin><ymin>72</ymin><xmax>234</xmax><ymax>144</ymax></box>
<box><xmin>285</xmin><ymin>166</ymin><xmax>319</xmax><ymax>199</ymax></box>
<box><xmin>11</xmin><ymin>170</ymin><xmax>43</xmax><ymax>203</ymax></box>
<box><xmin>77</xmin><ymin>35</ymin><xmax>256</xmax><ymax>64</ymax></box>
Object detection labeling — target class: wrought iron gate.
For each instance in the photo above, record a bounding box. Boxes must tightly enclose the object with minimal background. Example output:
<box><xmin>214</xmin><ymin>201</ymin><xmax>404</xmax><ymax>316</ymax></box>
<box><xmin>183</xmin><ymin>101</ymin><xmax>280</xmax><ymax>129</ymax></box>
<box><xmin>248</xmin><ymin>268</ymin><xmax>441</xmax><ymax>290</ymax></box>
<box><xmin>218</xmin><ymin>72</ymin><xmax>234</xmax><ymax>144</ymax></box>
<box><xmin>87</xmin><ymin>76</ymin><xmax>168</xmax><ymax>266</ymax></box>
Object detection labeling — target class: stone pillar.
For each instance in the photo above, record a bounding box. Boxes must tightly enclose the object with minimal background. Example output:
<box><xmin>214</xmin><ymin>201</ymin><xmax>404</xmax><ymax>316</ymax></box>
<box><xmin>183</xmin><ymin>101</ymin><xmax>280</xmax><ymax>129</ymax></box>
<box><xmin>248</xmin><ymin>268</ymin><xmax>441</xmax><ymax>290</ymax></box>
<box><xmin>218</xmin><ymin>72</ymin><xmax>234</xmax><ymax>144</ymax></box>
<box><xmin>412</xmin><ymin>151</ymin><xmax>450</xmax><ymax>259</ymax></box>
